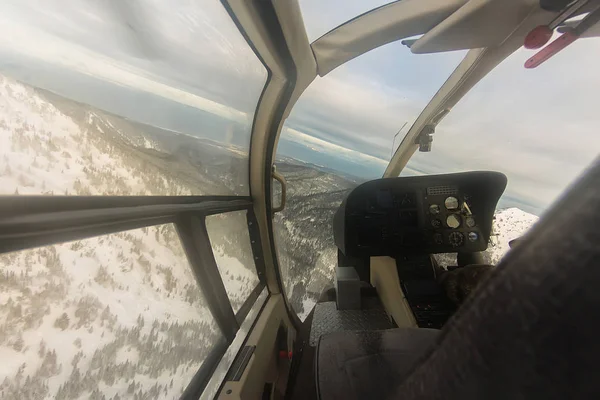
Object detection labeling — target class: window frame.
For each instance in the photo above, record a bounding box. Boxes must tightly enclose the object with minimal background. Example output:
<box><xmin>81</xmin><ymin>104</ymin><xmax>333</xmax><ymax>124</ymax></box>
<box><xmin>0</xmin><ymin>194</ymin><xmax>268</xmax><ymax>398</ymax></box>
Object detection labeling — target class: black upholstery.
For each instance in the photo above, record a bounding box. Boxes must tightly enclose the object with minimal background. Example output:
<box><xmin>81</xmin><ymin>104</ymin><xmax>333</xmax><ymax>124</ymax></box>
<box><xmin>316</xmin><ymin>157</ymin><xmax>600</xmax><ymax>400</ymax></box>
<box><xmin>315</xmin><ymin>328</ymin><xmax>439</xmax><ymax>400</ymax></box>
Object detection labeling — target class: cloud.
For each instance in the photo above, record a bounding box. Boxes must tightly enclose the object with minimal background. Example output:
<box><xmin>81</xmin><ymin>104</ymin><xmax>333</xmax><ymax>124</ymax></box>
<box><xmin>285</xmin><ymin>44</ymin><xmax>465</xmax><ymax>162</ymax></box>
<box><xmin>291</xmin><ymin>2</ymin><xmax>599</xmax><ymax>213</ymax></box>
<box><xmin>406</xmin><ymin>39</ymin><xmax>600</xmax><ymax>213</ymax></box>
<box><xmin>0</xmin><ymin>0</ymin><xmax>266</xmax><ymax>116</ymax></box>
<box><xmin>286</xmin><ymin>127</ymin><xmax>389</xmax><ymax>168</ymax></box>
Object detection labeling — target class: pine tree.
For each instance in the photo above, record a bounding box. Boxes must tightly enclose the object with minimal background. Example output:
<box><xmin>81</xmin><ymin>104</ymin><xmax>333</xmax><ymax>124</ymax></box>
<box><xmin>13</xmin><ymin>335</ymin><xmax>24</xmax><ymax>352</ymax></box>
<box><xmin>38</xmin><ymin>340</ymin><xmax>46</xmax><ymax>358</ymax></box>
<box><xmin>54</xmin><ymin>312</ymin><xmax>70</xmax><ymax>330</ymax></box>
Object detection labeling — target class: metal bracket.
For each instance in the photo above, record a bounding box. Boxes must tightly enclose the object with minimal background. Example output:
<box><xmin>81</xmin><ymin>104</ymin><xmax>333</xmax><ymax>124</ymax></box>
<box><xmin>272</xmin><ymin>165</ymin><xmax>287</xmax><ymax>213</ymax></box>
<box><xmin>246</xmin><ymin>210</ymin><xmax>267</xmax><ymax>284</ymax></box>
<box><xmin>416</xmin><ymin>125</ymin><xmax>435</xmax><ymax>152</ymax></box>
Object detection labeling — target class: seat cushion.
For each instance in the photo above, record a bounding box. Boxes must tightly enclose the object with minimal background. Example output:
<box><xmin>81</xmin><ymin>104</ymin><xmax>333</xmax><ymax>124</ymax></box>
<box><xmin>315</xmin><ymin>328</ymin><xmax>439</xmax><ymax>400</ymax></box>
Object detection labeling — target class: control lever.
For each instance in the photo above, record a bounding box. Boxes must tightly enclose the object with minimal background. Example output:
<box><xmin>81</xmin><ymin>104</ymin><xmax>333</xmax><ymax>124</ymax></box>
<box><xmin>525</xmin><ymin>3</ymin><xmax>600</xmax><ymax>68</ymax></box>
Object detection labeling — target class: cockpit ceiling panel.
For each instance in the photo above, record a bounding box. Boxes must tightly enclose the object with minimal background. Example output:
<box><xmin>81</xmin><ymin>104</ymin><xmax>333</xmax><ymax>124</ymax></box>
<box><xmin>311</xmin><ymin>0</ymin><xmax>466</xmax><ymax>76</ymax></box>
<box><xmin>311</xmin><ymin>0</ymin><xmax>557</xmax><ymax>76</ymax></box>
<box><xmin>410</xmin><ymin>0</ymin><xmax>542</xmax><ymax>54</ymax></box>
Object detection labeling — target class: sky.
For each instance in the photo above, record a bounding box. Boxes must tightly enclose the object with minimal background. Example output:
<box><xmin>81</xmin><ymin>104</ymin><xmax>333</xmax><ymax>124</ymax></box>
<box><xmin>0</xmin><ymin>0</ymin><xmax>598</xmax><ymax>214</ymax></box>
<box><xmin>294</xmin><ymin>0</ymin><xmax>600</xmax><ymax>214</ymax></box>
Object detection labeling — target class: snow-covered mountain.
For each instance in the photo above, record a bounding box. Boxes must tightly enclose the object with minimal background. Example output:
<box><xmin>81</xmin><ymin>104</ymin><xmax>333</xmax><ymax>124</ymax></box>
<box><xmin>0</xmin><ymin>73</ymin><xmax>541</xmax><ymax>398</ymax></box>
<box><xmin>0</xmin><ymin>74</ymin><xmax>258</xmax><ymax>399</ymax></box>
<box><xmin>486</xmin><ymin>207</ymin><xmax>539</xmax><ymax>264</ymax></box>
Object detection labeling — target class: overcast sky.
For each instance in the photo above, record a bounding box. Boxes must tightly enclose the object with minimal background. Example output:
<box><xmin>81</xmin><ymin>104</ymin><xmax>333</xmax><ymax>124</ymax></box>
<box><xmin>0</xmin><ymin>0</ymin><xmax>598</xmax><ymax>214</ymax></box>
<box><xmin>295</xmin><ymin>0</ymin><xmax>600</xmax><ymax>214</ymax></box>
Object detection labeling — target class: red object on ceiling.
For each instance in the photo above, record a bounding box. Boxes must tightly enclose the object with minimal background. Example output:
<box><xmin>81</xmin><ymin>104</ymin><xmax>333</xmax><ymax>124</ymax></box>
<box><xmin>524</xmin><ymin>25</ymin><xmax>554</xmax><ymax>49</ymax></box>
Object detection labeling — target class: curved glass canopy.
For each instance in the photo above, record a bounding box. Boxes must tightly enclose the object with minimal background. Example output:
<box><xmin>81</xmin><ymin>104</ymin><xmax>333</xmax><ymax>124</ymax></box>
<box><xmin>0</xmin><ymin>0</ymin><xmax>267</xmax><ymax>196</ymax></box>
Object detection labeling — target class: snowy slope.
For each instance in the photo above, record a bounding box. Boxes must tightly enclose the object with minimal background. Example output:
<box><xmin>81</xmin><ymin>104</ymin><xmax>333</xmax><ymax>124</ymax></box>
<box><xmin>0</xmin><ymin>74</ymin><xmax>201</xmax><ymax>197</ymax></box>
<box><xmin>0</xmin><ymin>75</ymin><xmax>258</xmax><ymax>399</ymax></box>
<box><xmin>486</xmin><ymin>207</ymin><xmax>539</xmax><ymax>264</ymax></box>
<box><xmin>432</xmin><ymin>208</ymin><xmax>538</xmax><ymax>268</ymax></box>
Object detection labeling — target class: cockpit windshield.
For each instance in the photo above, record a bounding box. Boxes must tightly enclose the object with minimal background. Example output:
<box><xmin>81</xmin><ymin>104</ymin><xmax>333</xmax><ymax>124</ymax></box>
<box><xmin>405</xmin><ymin>38</ymin><xmax>600</xmax><ymax>215</ymax></box>
<box><xmin>404</xmin><ymin>36</ymin><xmax>600</xmax><ymax>264</ymax></box>
<box><xmin>279</xmin><ymin>42</ymin><xmax>465</xmax><ymax>180</ymax></box>
<box><xmin>274</xmin><ymin>6</ymin><xmax>466</xmax><ymax>319</ymax></box>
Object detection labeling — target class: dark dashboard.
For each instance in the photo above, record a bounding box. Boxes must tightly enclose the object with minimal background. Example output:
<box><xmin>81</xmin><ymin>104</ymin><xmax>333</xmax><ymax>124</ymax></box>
<box><xmin>333</xmin><ymin>171</ymin><xmax>507</xmax><ymax>257</ymax></box>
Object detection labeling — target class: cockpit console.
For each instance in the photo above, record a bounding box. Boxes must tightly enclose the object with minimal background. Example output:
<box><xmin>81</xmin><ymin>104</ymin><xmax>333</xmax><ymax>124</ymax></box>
<box><xmin>333</xmin><ymin>171</ymin><xmax>507</xmax><ymax>258</ymax></box>
<box><xmin>332</xmin><ymin>171</ymin><xmax>507</xmax><ymax>328</ymax></box>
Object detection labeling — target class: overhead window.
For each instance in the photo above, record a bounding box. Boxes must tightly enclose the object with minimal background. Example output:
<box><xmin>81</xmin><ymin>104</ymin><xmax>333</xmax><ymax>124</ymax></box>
<box><xmin>299</xmin><ymin>0</ymin><xmax>395</xmax><ymax>42</ymax></box>
<box><xmin>0</xmin><ymin>224</ymin><xmax>221</xmax><ymax>399</ymax></box>
<box><xmin>0</xmin><ymin>0</ymin><xmax>267</xmax><ymax>196</ymax></box>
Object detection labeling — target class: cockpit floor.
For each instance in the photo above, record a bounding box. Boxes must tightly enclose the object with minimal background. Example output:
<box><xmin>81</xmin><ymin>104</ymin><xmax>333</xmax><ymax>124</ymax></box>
<box><xmin>287</xmin><ymin>287</ymin><xmax>394</xmax><ymax>400</ymax></box>
<box><xmin>309</xmin><ymin>299</ymin><xmax>395</xmax><ymax>346</ymax></box>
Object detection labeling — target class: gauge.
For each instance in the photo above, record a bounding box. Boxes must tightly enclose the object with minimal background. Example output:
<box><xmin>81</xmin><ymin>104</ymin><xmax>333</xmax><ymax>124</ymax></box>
<box><xmin>449</xmin><ymin>231</ymin><xmax>464</xmax><ymax>247</ymax></box>
<box><xmin>468</xmin><ymin>232</ymin><xmax>479</xmax><ymax>242</ymax></box>
<box><xmin>446</xmin><ymin>214</ymin><xmax>461</xmax><ymax>229</ymax></box>
<box><xmin>433</xmin><ymin>233</ymin><xmax>443</xmax><ymax>245</ymax></box>
<box><xmin>444</xmin><ymin>196</ymin><xmax>459</xmax><ymax>210</ymax></box>
<box><xmin>431</xmin><ymin>219</ymin><xmax>442</xmax><ymax>228</ymax></box>
<box><xmin>429</xmin><ymin>204</ymin><xmax>440</xmax><ymax>215</ymax></box>
<box><xmin>465</xmin><ymin>216</ymin><xmax>476</xmax><ymax>228</ymax></box>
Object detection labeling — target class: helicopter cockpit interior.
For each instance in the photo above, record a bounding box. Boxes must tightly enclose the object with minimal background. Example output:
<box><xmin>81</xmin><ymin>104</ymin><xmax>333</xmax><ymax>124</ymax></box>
<box><xmin>326</xmin><ymin>171</ymin><xmax>507</xmax><ymax>330</ymax></box>
<box><xmin>0</xmin><ymin>0</ymin><xmax>599</xmax><ymax>399</ymax></box>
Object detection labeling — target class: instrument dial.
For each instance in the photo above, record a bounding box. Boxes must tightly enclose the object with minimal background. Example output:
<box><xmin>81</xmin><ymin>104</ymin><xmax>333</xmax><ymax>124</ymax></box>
<box><xmin>431</xmin><ymin>219</ymin><xmax>442</xmax><ymax>228</ymax></box>
<box><xmin>468</xmin><ymin>232</ymin><xmax>479</xmax><ymax>242</ymax></box>
<box><xmin>465</xmin><ymin>216</ymin><xmax>476</xmax><ymax>228</ymax></box>
<box><xmin>444</xmin><ymin>196</ymin><xmax>459</xmax><ymax>210</ymax></box>
<box><xmin>446</xmin><ymin>214</ymin><xmax>461</xmax><ymax>229</ymax></box>
<box><xmin>429</xmin><ymin>204</ymin><xmax>440</xmax><ymax>215</ymax></box>
<box><xmin>449</xmin><ymin>231</ymin><xmax>464</xmax><ymax>247</ymax></box>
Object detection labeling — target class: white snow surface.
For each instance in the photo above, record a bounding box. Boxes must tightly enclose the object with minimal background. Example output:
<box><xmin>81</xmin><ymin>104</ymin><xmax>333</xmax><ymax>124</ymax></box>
<box><xmin>486</xmin><ymin>207</ymin><xmax>539</xmax><ymax>264</ymax></box>
<box><xmin>0</xmin><ymin>75</ymin><xmax>258</xmax><ymax>399</ymax></box>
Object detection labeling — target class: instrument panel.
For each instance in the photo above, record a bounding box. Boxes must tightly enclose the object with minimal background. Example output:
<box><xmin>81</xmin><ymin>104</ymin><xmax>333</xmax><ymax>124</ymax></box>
<box><xmin>333</xmin><ymin>171</ymin><xmax>507</xmax><ymax>257</ymax></box>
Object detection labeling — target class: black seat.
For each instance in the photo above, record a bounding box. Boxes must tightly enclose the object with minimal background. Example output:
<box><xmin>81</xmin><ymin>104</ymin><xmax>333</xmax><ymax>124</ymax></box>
<box><xmin>316</xmin><ymin>328</ymin><xmax>438</xmax><ymax>399</ymax></box>
<box><xmin>316</xmin><ymin>157</ymin><xmax>600</xmax><ymax>400</ymax></box>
